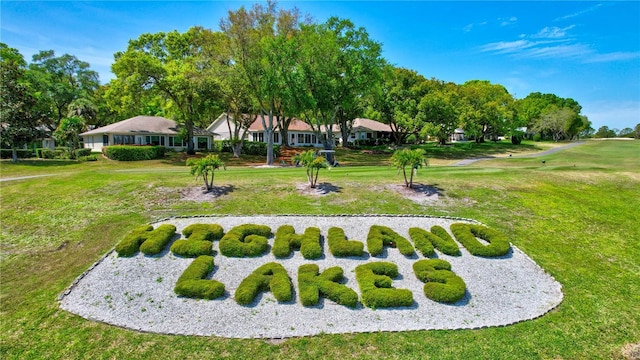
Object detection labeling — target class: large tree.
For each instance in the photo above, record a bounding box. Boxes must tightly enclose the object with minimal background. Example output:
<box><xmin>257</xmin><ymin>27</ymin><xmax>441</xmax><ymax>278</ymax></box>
<box><xmin>220</xmin><ymin>1</ymin><xmax>303</xmax><ymax>165</ymax></box>
<box><xmin>111</xmin><ymin>27</ymin><xmax>222</xmax><ymax>154</ymax></box>
<box><xmin>417</xmin><ymin>80</ymin><xmax>460</xmax><ymax>145</ymax></box>
<box><xmin>0</xmin><ymin>43</ymin><xmax>41</xmax><ymax>162</ymax></box>
<box><xmin>458</xmin><ymin>80</ymin><xmax>514</xmax><ymax>143</ymax></box>
<box><xmin>27</xmin><ymin>50</ymin><xmax>99</xmax><ymax>132</ymax></box>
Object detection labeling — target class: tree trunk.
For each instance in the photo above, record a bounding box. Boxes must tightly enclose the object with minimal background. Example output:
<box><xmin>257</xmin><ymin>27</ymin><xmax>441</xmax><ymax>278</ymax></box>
<box><xmin>11</xmin><ymin>147</ymin><xmax>18</xmax><ymax>163</ymax></box>
<box><xmin>186</xmin><ymin>121</ymin><xmax>195</xmax><ymax>155</ymax></box>
<box><xmin>231</xmin><ymin>142</ymin><xmax>243</xmax><ymax>157</ymax></box>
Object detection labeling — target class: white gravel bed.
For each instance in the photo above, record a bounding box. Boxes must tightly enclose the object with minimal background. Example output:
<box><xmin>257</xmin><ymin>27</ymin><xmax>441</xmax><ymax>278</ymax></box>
<box><xmin>59</xmin><ymin>215</ymin><xmax>563</xmax><ymax>338</ymax></box>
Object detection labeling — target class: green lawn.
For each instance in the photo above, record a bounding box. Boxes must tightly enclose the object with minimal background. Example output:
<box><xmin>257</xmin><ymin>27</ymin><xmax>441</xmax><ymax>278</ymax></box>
<box><xmin>1</xmin><ymin>140</ymin><xmax>638</xmax><ymax>359</ymax></box>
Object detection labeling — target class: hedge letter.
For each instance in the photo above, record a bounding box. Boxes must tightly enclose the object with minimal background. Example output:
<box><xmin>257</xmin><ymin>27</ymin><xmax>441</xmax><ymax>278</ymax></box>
<box><xmin>219</xmin><ymin>224</ymin><xmax>271</xmax><ymax>257</ymax></box>
<box><xmin>298</xmin><ymin>264</ymin><xmax>358</xmax><ymax>308</ymax></box>
<box><xmin>235</xmin><ymin>262</ymin><xmax>292</xmax><ymax>305</ymax></box>
<box><xmin>272</xmin><ymin>225</ymin><xmax>322</xmax><ymax>259</ymax></box>
<box><xmin>174</xmin><ymin>255</ymin><xmax>225</xmax><ymax>299</ymax></box>
<box><xmin>367</xmin><ymin>225</ymin><xmax>415</xmax><ymax>257</ymax></box>
<box><xmin>413</xmin><ymin>259</ymin><xmax>466</xmax><ymax>303</ymax></box>
<box><xmin>355</xmin><ymin>262</ymin><xmax>413</xmax><ymax>308</ymax></box>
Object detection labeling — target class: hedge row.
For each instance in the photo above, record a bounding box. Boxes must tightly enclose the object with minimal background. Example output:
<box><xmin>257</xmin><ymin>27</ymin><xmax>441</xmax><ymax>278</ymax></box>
<box><xmin>451</xmin><ymin>223</ymin><xmax>511</xmax><ymax>257</ymax></box>
<box><xmin>103</xmin><ymin>145</ymin><xmax>165</xmax><ymax>161</ymax></box>
<box><xmin>170</xmin><ymin>224</ymin><xmax>224</xmax><ymax>257</ymax></box>
<box><xmin>298</xmin><ymin>264</ymin><xmax>359</xmax><ymax>308</ymax></box>
<box><xmin>272</xmin><ymin>225</ymin><xmax>322</xmax><ymax>259</ymax></box>
<box><xmin>0</xmin><ymin>149</ymin><xmax>36</xmax><ymax>159</ymax></box>
<box><xmin>367</xmin><ymin>225</ymin><xmax>415</xmax><ymax>257</ymax></box>
<box><xmin>216</xmin><ymin>140</ymin><xmax>281</xmax><ymax>157</ymax></box>
<box><xmin>408</xmin><ymin>226</ymin><xmax>461</xmax><ymax>257</ymax></box>
<box><xmin>174</xmin><ymin>255</ymin><xmax>225</xmax><ymax>299</ymax></box>
<box><xmin>235</xmin><ymin>262</ymin><xmax>292</xmax><ymax>305</ymax></box>
<box><xmin>327</xmin><ymin>227</ymin><xmax>365</xmax><ymax>257</ymax></box>
<box><xmin>219</xmin><ymin>224</ymin><xmax>271</xmax><ymax>257</ymax></box>
<box><xmin>355</xmin><ymin>262</ymin><xmax>413</xmax><ymax>309</ymax></box>
<box><xmin>413</xmin><ymin>259</ymin><xmax>466</xmax><ymax>303</ymax></box>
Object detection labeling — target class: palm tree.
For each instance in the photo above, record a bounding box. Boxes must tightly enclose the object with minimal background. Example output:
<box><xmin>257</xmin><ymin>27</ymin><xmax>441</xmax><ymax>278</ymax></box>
<box><xmin>292</xmin><ymin>150</ymin><xmax>329</xmax><ymax>188</ymax></box>
<box><xmin>187</xmin><ymin>154</ymin><xmax>226</xmax><ymax>191</ymax></box>
<box><xmin>391</xmin><ymin>148</ymin><xmax>428</xmax><ymax>188</ymax></box>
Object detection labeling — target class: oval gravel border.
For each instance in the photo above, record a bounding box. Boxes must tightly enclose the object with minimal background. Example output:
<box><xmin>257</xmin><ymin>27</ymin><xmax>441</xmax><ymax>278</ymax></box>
<box><xmin>59</xmin><ymin>214</ymin><xmax>563</xmax><ymax>339</ymax></box>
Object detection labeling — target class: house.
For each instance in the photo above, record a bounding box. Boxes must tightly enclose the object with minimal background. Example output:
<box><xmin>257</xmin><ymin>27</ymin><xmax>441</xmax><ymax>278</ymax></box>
<box><xmin>208</xmin><ymin>113</ymin><xmax>391</xmax><ymax>147</ymax></box>
<box><xmin>80</xmin><ymin>116</ymin><xmax>215</xmax><ymax>152</ymax></box>
<box><xmin>450</xmin><ymin>128</ymin><xmax>466</xmax><ymax>142</ymax></box>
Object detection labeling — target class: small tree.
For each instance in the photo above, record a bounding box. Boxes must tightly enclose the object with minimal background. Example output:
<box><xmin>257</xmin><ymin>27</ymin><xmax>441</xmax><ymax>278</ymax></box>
<box><xmin>187</xmin><ymin>154</ymin><xmax>226</xmax><ymax>191</ymax></box>
<box><xmin>391</xmin><ymin>148</ymin><xmax>428</xmax><ymax>188</ymax></box>
<box><xmin>53</xmin><ymin>116</ymin><xmax>86</xmax><ymax>156</ymax></box>
<box><xmin>292</xmin><ymin>150</ymin><xmax>329</xmax><ymax>189</ymax></box>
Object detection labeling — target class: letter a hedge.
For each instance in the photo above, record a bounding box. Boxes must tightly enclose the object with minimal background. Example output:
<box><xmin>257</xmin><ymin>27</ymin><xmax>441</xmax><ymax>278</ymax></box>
<box><xmin>235</xmin><ymin>262</ymin><xmax>293</xmax><ymax>305</ymax></box>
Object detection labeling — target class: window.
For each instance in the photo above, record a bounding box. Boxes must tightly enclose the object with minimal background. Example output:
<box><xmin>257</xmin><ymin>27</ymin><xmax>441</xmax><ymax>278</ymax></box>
<box><xmin>305</xmin><ymin>134</ymin><xmax>311</xmax><ymax>144</ymax></box>
<box><xmin>102</xmin><ymin>135</ymin><xmax>108</xmax><ymax>146</ymax></box>
<box><xmin>312</xmin><ymin>134</ymin><xmax>317</xmax><ymax>144</ymax></box>
<box><xmin>254</xmin><ymin>132</ymin><xmax>264</xmax><ymax>142</ymax></box>
<box><xmin>197</xmin><ymin>137</ymin><xmax>208</xmax><ymax>149</ymax></box>
<box><xmin>297</xmin><ymin>134</ymin><xmax>304</xmax><ymax>143</ymax></box>
<box><xmin>169</xmin><ymin>137</ymin><xmax>185</xmax><ymax>147</ymax></box>
<box><xmin>367</xmin><ymin>132</ymin><xmax>373</xmax><ymax>139</ymax></box>
<box><xmin>113</xmin><ymin>135</ymin><xmax>135</xmax><ymax>145</ymax></box>
<box><xmin>145</xmin><ymin>135</ymin><xmax>162</xmax><ymax>146</ymax></box>
<box><xmin>273</xmin><ymin>132</ymin><xmax>280</xmax><ymax>143</ymax></box>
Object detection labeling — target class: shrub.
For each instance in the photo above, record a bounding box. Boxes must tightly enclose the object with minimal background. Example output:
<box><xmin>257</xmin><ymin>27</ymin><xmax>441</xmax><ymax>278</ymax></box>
<box><xmin>298</xmin><ymin>264</ymin><xmax>358</xmax><ymax>308</ymax></box>
<box><xmin>367</xmin><ymin>225</ymin><xmax>415</xmax><ymax>257</ymax></box>
<box><xmin>103</xmin><ymin>145</ymin><xmax>165</xmax><ymax>161</ymax></box>
<box><xmin>115</xmin><ymin>225</ymin><xmax>153</xmax><ymax>257</ymax></box>
<box><xmin>77</xmin><ymin>154</ymin><xmax>98</xmax><ymax>162</ymax></box>
<box><xmin>73</xmin><ymin>148</ymin><xmax>92</xmax><ymax>158</ymax></box>
<box><xmin>171</xmin><ymin>224</ymin><xmax>224</xmax><ymax>257</ymax></box>
<box><xmin>182</xmin><ymin>224</ymin><xmax>224</xmax><ymax>241</ymax></box>
<box><xmin>450</xmin><ymin>223</ymin><xmax>511</xmax><ymax>257</ymax></box>
<box><xmin>138</xmin><ymin>224</ymin><xmax>176</xmax><ymax>255</ymax></box>
<box><xmin>219</xmin><ymin>224</ymin><xmax>271</xmax><ymax>257</ymax></box>
<box><xmin>174</xmin><ymin>255</ymin><xmax>225</xmax><ymax>299</ymax></box>
<box><xmin>272</xmin><ymin>225</ymin><xmax>322</xmax><ymax>259</ymax></box>
<box><xmin>218</xmin><ymin>140</ymin><xmax>280</xmax><ymax>157</ymax></box>
<box><xmin>413</xmin><ymin>259</ymin><xmax>466</xmax><ymax>303</ymax></box>
<box><xmin>327</xmin><ymin>227</ymin><xmax>364</xmax><ymax>257</ymax></box>
<box><xmin>235</xmin><ymin>262</ymin><xmax>292</xmax><ymax>305</ymax></box>
<box><xmin>409</xmin><ymin>226</ymin><xmax>461</xmax><ymax>257</ymax></box>
<box><xmin>355</xmin><ymin>262</ymin><xmax>414</xmax><ymax>309</ymax></box>
<box><xmin>0</xmin><ymin>149</ymin><xmax>36</xmax><ymax>159</ymax></box>
<box><xmin>38</xmin><ymin>148</ymin><xmax>66</xmax><ymax>159</ymax></box>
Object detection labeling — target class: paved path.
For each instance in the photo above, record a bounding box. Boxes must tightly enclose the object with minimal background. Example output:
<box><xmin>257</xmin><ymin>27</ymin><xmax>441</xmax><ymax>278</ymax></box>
<box><xmin>0</xmin><ymin>174</ymin><xmax>57</xmax><ymax>182</ymax></box>
<box><xmin>451</xmin><ymin>141</ymin><xmax>585</xmax><ymax>166</ymax></box>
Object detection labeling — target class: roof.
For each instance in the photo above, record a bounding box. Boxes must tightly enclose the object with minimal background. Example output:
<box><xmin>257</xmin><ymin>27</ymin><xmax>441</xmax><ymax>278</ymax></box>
<box><xmin>249</xmin><ymin>117</ymin><xmax>313</xmax><ymax>132</ymax></box>
<box><xmin>80</xmin><ymin>116</ymin><xmax>213</xmax><ymax>136</ymax></box>
<box><xmin>350</xmin><ymin>118</ymin><xmax>392</xmax><ymax>132</ymax></box>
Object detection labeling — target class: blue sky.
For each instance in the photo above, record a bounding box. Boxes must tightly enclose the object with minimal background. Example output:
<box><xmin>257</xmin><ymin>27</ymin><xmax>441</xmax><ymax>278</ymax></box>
<box><xmin>2</xmin><ymin>1</ymin><xmax>639</xmax><ymax>130</ymax></box>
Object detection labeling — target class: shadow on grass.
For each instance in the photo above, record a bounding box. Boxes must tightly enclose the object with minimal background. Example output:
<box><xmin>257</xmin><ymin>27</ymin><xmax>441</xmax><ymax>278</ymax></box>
<box><xmin>0</xmin><ymin>159</ymin><xmax>80</xmax><ymax>167</ymax></box>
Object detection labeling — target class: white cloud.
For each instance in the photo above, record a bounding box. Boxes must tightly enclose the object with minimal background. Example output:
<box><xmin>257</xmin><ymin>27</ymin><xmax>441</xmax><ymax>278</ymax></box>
<box><xmin>583</xmin><ymin>51</ymin><xmax>640</xmax><ymax>63</ymax></box>
<box><xmin>499</xmin><ymin>16</ymin><xmax>518</xmax><ymax>26</ymax></box>
<box><xmin>555</xmin><ymin>3</ymin><xmax>604</xmax><ymax>21</ymax></box>
<box><xmin>533</xmin><ymin>26</ymin><xmax>576</xmax><ymax>39</ymax></box>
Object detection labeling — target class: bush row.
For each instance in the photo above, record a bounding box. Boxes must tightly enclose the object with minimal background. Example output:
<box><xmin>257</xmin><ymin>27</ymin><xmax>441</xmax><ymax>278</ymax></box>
<box><xmin>355</xmin><ymin>262</ymin><xmax>414</xmax><ymax>309</ymax></box>
<box><xmin>103</xmin><ymin>145</ymin><xmax>165</xmax><ymax>161</ymax></box>
<box><xmin>115</xmin><ymin>224</ymin><xmax>176</xmax><ymax>257</ymax></box>
<box><xmin>298</xmin><ymin>264</ymin><xmax>359</xmax><ymax>308</ymax></box>
<box><xmin>0</xmin><ymin>149</ymin><xmax>36</xmax><ymax>159</ymax></box>
<box><xmin>367</xmin><ymin>225</ymin><xmax>415</xmax><ymax>257</ymax></box>
<box><xmin>174</xmin><ymin>255</ymin><xmax>225</xmax><ymax>299</ymax></box>
<box><xmin>216</xmin><ymin>140</ymin><xmax>281</xmax><ymax>157</ymax></box>
<box><xmin>219</xmin><ymin>224</ymin><xmax>271</xmax><ymax>257</ymax></box>
<box><xmin>450</xmin><ymin>223</ymin><xmax>511</xmax><ymax>257</ymax></box>
<box><xmin>408</xmin><ymin>226</ymin><xmax>461</xmax><ymax>257</ymax></box>
<box><xmin>235</xmin><ymin>262</ymin><xmax>292</xmax><ymax>305</ymax></box>
<box><xmin>327</xmin><ymin>227</ymin><xmax>364</xmax><ymax>257</ymax></box>
<box><xmin>413</xmin><ymin>259</ymin><xmax>466</xmax><ymax>303</ymax></box>
<box><xmin>272</xmin><ymin>225</ymin><xmax>322</xmax><ymax>259</ymax></box>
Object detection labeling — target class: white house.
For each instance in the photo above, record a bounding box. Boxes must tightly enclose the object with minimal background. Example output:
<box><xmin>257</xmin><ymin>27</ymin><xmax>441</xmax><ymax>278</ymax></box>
<box><xmin>80</xmin><ymin>116</ymin><xmax>216</xmax><ymax>152</ymax></box>
<box><xmin>208</xmin><ymin>113</ymin><xmax>391</xmax><ymax>147</ymax></box>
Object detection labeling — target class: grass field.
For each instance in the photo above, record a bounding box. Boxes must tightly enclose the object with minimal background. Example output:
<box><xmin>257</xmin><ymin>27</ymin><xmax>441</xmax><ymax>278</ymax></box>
<box><xmin>1</xmin><ymin>140</ymin><xmax>638</xmax><ymax>359</ymax></box>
